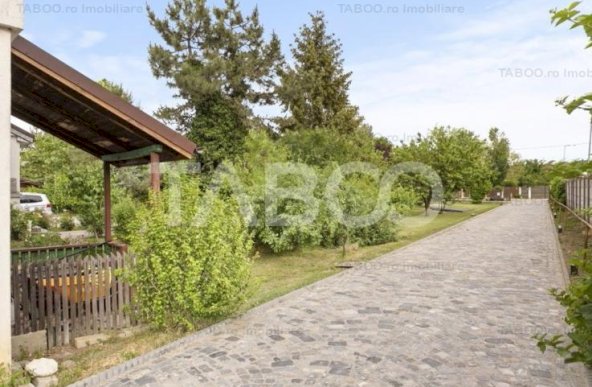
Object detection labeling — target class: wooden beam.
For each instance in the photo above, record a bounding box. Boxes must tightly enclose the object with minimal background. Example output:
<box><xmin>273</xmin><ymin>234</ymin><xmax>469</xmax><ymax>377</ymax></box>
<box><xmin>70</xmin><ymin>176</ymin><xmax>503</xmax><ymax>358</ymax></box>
<box><xmin>12</xmin><ymin>52</ymin><xmax>195</xmax><ymax>159</ymax></box>
<box><xmin>13</xmin><ymin>78</ymin><xmax>132</xmax><ymax>151</ymax></box>
<box><xmin>150</xmin><ymin>152</ymin><xmax>160</xmax><ymax>193</ymax></box>
<box><xmin>12</xmin><ymin>103</ymin><xmax>106</xmax><ymax>157</ymax></box>
<box><xmin>104</xmin><ymin>162</ymin><xmax>112</xmax><ymax>242</ymax></box>
<box><xmin>101</xmin><ymin>144</ymin><xmax>163</xmax><ymax>163</ymax></box>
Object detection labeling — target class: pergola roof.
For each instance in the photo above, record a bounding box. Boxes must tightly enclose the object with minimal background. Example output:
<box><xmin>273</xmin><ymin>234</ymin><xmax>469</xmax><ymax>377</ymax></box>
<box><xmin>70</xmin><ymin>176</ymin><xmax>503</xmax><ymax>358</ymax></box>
<box><xmin>11</xmin><ymin>37</ymin><xmax>197</xmax><ymax>167</ymax></box>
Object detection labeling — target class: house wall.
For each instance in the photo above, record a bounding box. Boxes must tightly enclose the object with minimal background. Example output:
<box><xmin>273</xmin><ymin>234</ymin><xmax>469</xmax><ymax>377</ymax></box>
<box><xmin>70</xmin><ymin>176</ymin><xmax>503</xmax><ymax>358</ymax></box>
<box><xmin>0</xmin><ymin>0</ymin><xmax>23</xmax><ymax>366</ymax></box>
<box><xmin>10</xmin><ymin>133</ymin><xmax>19</xmax><ymax>204</ymax></box>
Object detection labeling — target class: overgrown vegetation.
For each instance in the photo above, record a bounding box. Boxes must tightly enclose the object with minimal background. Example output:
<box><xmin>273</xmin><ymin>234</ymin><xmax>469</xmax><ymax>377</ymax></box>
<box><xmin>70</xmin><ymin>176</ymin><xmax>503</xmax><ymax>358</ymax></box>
<box><xmin>0</xmin><ymin>365</ymin><xmax>30</xmax><ymax>387</ymax></box>
<box><xmin>536</xmin><ymin>250</ymin><xmax>592</xmax><ymax>365</ymax></box>
<box><xmin>16</xmin><ymin>0</ymin><xmax>513</xmax><ymax>333</ymax></box>
<box><xmin>52</xmin><ymin>202</ymin><xmax>496</xmax><ymax>386</ymax></box>
<box><xmin>534</xmin><ymin>1</ymin><xmax>592</xmax><ymax>367</ymax></box>
<box><xmin>124</xmin><ymin>183</ymin><xmax>253</xmax><ymax>330</ymax></box>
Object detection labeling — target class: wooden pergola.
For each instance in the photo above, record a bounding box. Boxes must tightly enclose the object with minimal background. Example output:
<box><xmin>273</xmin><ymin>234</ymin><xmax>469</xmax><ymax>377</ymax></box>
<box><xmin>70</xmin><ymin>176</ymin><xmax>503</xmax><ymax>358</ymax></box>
<box><xmin>10</xmin><ymin>37</ymin><xmax>197</xmax><ymax>241</ymax></box>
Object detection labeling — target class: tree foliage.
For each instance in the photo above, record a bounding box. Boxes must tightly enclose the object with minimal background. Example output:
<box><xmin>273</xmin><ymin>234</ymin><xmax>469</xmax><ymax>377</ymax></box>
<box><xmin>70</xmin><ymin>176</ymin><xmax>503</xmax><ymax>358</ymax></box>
<box><xmin>147</xmin><ymin>0</ymin><xmax>283</xmax><ymax>167</ymax></box>
<box><xmin>536</xmin><ymin>251</ymin><xmax>592</xmax><ymax>366</ymax></box>
<box><xmin>551</xmin><ymin>2</ymin><xmax>592</xmax><ymax>114</ymax></box>
<box><xmin>97</xmin><ymin>78</ymin><xmax>134</xmax><ymax>104</ymax></box>
<box><xmin>487</xmin><ymin>128</ymin><xmax>510</xmax><ymax>186</ymax></box>
<box><xmin>125</xmin><ymin>184</ymin><xmax>253</xmax><ymax>330</ymax></box>
<box><xmin>277</xmin><ymin>11</ymin><xmax>363</xmax><ymax>133</ymax></box>
<box><xmin>395</xmin><ymin>127</ymin><xmax>492</xmax><ymax>207</ymax></box>
<box><xmin>21</xmin><ymin>133</ymin><xmax>106</xmax><ymax>235</ymax></box>
<box><xmin>20</xmin><ymin>79</ymin><xmax>143</xmax><ymax>237</ymax></box>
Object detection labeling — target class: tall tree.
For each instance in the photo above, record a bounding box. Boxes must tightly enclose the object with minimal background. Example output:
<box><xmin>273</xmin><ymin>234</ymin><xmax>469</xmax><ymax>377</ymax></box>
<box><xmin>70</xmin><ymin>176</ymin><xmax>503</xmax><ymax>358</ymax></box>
<box><xmin>278</xmin><ymin>11</ymin><xmax>362</xmax><ymax>133</ymax></box>
<box><xmin>395</xmin><ymin>127</ymin><xmax>492</xmax><ymax>208</ymax></box>
<box><xmin>487</xmin><ymin>128</ymin><xmax>510</xmax><ymax>186</ymax></box>
<box><xmin>98</xmin><ymin>78</ymin><xmax>134</xmax><ymax>104</ymax></box>
<box><xmin>147</xmin><ymin>0</ymin><xmax>283</xmax><ymax>169</ymax></box>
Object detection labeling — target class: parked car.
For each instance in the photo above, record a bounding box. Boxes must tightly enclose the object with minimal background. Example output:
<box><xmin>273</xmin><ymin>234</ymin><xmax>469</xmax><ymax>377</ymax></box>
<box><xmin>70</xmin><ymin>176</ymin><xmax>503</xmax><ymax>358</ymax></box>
<box><xmin>17</xmin><ymin>192</ymin><xmax>53</xmax><ymax>214</ymax></box>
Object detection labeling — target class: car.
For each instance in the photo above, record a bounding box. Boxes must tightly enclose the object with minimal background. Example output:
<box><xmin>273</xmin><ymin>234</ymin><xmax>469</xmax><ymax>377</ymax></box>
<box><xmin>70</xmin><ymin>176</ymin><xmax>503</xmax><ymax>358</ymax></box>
<box><xmin>17</xmin><ymin>192</ymin><xmax>53</xmax><ymax>214</ymax></box>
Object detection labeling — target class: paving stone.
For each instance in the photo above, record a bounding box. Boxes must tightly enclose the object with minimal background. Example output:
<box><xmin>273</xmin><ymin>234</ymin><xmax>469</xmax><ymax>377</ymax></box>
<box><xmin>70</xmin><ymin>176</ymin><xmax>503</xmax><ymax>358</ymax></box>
<box><xmin>271</xmin><ymin>359</ymin><xmax>293</xmax><ymax>367</ymax></box>
<box><xmin>73</xmin><ymin>201</ymin><xmax>579</xmax><ymax>386</ymax></box>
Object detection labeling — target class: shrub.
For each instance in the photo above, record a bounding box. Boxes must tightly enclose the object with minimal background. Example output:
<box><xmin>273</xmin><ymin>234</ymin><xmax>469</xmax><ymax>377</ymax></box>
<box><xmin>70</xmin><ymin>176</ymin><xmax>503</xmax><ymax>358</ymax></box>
<box><xmin>125</xmin><ymin>183</ymin><xmax>253</xmax><ymax>330</ymax></box>
<box><xmin>536</xmin><ymin>251</ymin><xmax>592</xmax><ymax>365</ymax></box>
<box><xmin>550</xmin><ymin>177</ymin><xmax>567</xmax><ymax>204</ymax></box>
<box><xmin>10</xmin><ymin>207</ymin><xmax>27</xmax><ymax>241</ymax></box>
<box><xmin>10</xmin><ymin>209</ymin><xmax>53</xmax><ymax>241</ymax></box>
<box><xmin>23</xmin><ymin>232</ymin><xmax>66</xmax><ymax>247</ymax></box>
<box><xmin>231</xmin><ymin>130</ymin><xmax>403</xmax><ymax>253</ymax></box>
<box><xmin>59</xmin><ymin>212</ymin><xmax>75</xmax><ymax>231</ymax></box>
<box><xmin>469</xmin><ymin>180</ymin><xmax>493</xmax><ymax>204</ymax></box>
<box><xmin>353</xmin><ymin>218</ymin><xmax>398</xmax><ymax>247</ymax></box>
<box><xmin>113</xmin><ymin>195</ymin><xmax>138</xmax><ymax>243</ymax></box>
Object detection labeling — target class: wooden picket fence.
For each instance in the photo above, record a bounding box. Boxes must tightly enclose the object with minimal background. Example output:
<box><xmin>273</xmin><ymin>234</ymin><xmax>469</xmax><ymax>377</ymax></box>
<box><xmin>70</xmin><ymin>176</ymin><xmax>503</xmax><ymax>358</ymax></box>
<box><xmin>566</xmin><ymin>177</ymin><xmax>592</xmax><ymax>222</ymax></box>
<box><xmin>11</xmin><ymin>252</ymin><xmax>136</xmax><ymax>348</ymax></box>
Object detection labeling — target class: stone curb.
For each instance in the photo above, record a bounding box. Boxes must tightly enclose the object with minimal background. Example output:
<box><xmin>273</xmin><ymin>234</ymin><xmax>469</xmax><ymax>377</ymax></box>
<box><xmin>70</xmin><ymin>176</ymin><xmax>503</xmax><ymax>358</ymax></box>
<box><xmin>70</xmin><ymin>203</ymin><xmax>503</xmax><ymax>386</ymax></box>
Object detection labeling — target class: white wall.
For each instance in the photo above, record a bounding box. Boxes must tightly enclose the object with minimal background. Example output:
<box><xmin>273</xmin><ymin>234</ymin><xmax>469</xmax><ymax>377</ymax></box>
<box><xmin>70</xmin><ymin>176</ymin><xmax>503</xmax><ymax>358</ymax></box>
<box><xmin>0</xmin><ymin>1</ymin><xmax>24</xmax><ymax>34</ymax></box>
<box><xmin>0</xmin><ymin>0</ymin><xmax>23</xmax><ymax>366</ymax></box>
<box><xmin>10</xmin><ymin>134</ymin><xmax>19</xmax><ymax>203</ymax></box>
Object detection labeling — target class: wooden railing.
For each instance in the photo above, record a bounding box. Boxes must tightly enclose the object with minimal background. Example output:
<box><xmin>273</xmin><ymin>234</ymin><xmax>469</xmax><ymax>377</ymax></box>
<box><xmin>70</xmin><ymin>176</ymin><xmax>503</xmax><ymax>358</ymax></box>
<box><xmin>11</xmin><ymin>242</ymin><xmax>128</xmax><ymax>262</ymax></box>
<box><xmin>11</xmin><ymin>242</ymin><xmax>112</xmax><ymax>262</ymax></box>
<box><xmin>11</xmin><ymin>243</ymin><xmax>135</xmax><ymax>348</ymax></box>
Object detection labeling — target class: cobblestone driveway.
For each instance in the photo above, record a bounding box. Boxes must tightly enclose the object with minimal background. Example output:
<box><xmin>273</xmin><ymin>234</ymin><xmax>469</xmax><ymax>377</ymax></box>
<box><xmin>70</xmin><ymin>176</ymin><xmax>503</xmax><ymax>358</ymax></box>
<box><xmin>74</xmin><ymin>201</ymin><xmax>585</xmax><ymax>386</ymax></box>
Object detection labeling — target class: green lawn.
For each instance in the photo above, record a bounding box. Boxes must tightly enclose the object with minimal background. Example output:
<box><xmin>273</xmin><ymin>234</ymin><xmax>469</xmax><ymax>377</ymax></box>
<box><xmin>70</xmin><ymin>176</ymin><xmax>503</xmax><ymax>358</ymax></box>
<box><xmin>245</xmin><ymin>201</ymin><xmax>500</xmax><ymax>308</ymax></box>
<box><xmin>51</xmin><ymin>201</ymin><xmax>499</xmax><ymax>386</ymax></box>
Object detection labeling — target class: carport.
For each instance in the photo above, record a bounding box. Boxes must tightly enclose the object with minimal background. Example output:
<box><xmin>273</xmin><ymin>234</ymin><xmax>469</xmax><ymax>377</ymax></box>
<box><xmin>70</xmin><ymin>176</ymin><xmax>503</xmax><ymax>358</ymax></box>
<box><xmin>2</xmin><ymin>35</ymin><xmax>197</xmax><ymax>359</ymax></box>
<box><xmin>10</xmin><ymin>36</ymin><xmax>197</xmax><ymax>240</ymax></box>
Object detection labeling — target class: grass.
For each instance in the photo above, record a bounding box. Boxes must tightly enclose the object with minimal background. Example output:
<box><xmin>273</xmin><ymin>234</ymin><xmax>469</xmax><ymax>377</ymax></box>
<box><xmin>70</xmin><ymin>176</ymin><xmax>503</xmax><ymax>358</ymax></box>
<box><xmin>49</xmin><ymin>201</ymin><xmax>499</xmax><ymax>386</ymax></box>
<box><xmin>245</xmin><ymin>201</ymin><xmax>500</xmax><ymax>308</ymax></box>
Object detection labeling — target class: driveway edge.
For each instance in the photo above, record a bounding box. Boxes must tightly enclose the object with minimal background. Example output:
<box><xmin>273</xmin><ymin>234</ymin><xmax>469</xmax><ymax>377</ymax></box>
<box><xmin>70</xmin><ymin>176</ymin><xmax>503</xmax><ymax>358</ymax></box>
<box><xmin>69</xmin><ymin>202</ymin><xmax>503</xmax><ymax>386</ymax></box>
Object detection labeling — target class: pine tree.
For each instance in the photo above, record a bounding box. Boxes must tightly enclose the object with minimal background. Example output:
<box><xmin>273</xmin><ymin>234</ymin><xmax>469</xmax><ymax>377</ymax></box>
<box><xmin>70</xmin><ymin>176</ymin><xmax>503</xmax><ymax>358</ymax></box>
<box><xmin>147</xmin><ymin>0</ymin><xmax>283</xmax><ymax>168</ymax></box>
<box><xmin>98</xmin><ymin>78</ymin><xmax>134</xmax><ymax>105</ymax></box>
<box><xmin>278</xmin><ymin>11</ymin><xmax>362</xmax><ymax>133</ymax></box>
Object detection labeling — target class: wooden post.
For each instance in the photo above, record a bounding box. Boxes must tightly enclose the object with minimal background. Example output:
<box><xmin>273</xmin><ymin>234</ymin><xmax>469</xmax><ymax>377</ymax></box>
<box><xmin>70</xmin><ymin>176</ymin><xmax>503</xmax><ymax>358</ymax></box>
<box><xmin>104</xmin><ymin>162</ymin><xmax>112</xmax><ymax>242</ymax></box>
<box><xmin>150</xmin><ymin>152</ymin><xmax>160</xmax><ymax>193</ymax></box>
<box><xmin>584</xmin><ymin>227</ymin><xmax>590</xmax><ymax>263</ymax></box>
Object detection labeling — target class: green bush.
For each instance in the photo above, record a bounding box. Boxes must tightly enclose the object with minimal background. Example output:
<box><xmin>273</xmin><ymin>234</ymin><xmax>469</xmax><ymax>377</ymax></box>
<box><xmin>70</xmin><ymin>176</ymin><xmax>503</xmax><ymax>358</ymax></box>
<box><xmin>125</xmin><ymin>183</ymin><xmax>253</xmax><ymax>330</ymax></box>
<box><xmin>23</xmin><ymin>232</ymin><xmax>66</xmax><ymax>247</ymax></box>
<box><xmin>59</xmin><ymin>212</ymin><xmax>75</xmax><ymax>231</ymax></box>
<box><xmin>468</xmin><ymin>177</ymin><xmax>493</xmax><ymax>204</ymax></box>
<box><xmin>27</xmin><ymin>210</ymin><xmax>50</xmax><ymax>230</ymax></box>
<box><xmin>232</xmin><ymin>131</ymin><xmax>403</xmax><ymax>253</ymax></box>
<box><xmin>10</xmin><ymin>207</ymin><xmax>28</xmax><ymax>241</ymax></box>
<box><xmin>113</xmin><ymin>195</ymin><xmax>139</xmax><ymax>243</ymax></box>
<box><xmin>550</xmin><ymin>177</ymin><xmax>567</xmax><ymax>204</ymax></box>
<box><xmin>536</xmin><ymin>251</ymin><xmax>592</xmax><ymax>365</ymax></box>
<box><xmin>10</xmin><ymin>209</ymin><xmax>53</xmax><ymax>241</ymax></box>
<box><xmin>353</xmin><ymin>218</ymin><xmax>398</xmax><ymax>247</ymax></box>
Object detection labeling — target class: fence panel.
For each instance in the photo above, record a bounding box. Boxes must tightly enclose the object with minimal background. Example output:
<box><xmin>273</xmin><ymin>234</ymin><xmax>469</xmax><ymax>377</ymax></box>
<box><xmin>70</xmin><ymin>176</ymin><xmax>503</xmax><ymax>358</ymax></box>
<box><xmin>565</xmin><ymin>177</ymin><xmax>592</xmax><ymax>214</ymax></box>
<box><xmin>11</xmin><ymin>252</ymin><xmax>135</xmax><ymax>349</ymax></box>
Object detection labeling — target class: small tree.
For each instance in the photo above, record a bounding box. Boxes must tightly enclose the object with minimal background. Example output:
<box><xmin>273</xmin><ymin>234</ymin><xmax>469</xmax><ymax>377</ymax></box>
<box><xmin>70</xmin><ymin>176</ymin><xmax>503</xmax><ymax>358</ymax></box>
<box><xmin>487</xmin><ymin>128</ymin><xmax>510</xmax><ymax>186</ymax></box>
<box><xmin>395</xmin><ymin>127</ymin><xmax>491</xmax><ymax>210</ymax></box>
<box><xmin>126</xmin><ymin>182</ymin><xmax>253</xmax><ymax>330</ymax></box>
